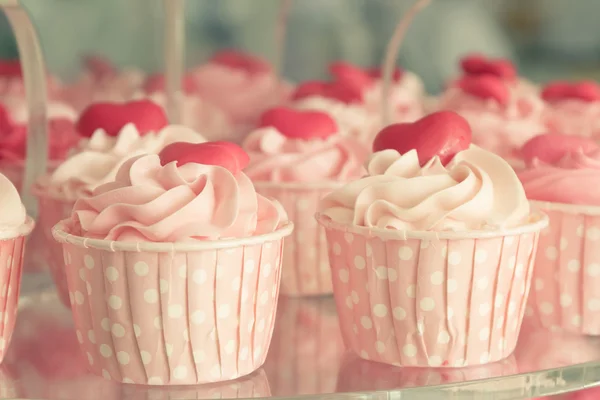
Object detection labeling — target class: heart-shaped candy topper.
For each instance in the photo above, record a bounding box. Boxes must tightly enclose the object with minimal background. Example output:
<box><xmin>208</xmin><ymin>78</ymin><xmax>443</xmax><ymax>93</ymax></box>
<box><xmin>541</xmin><ymin>81</ymin><xmax>600</xmax><ymax>103</ymax></box>
<box><xmin>76</xmin><ymin>100</ymin><xmax>169</xmax><ymax>138</ymax></box>
<box><xmin>365</xmin><ymin>66</ymin><xmax>404</xmax><ymax>81</ymax></box>
<box><xmin>458</xmin><ymin>75</ymin><xmax>510</xmax><ymax>106</ymax></box>
<box><xmin>329</xmin><ymin>62</ymin><xmax>375</xmax><ymax>92</ymax></box>
<box><xmin>521</xmin><ymin>133</ymin><xmax>599</xmax><ymax>164</ymax></box>
<box><xmin>373</xmin><ymin>111</ymin><xmax>472</xmax><ymax>166</ymax></box>
<box><xmin>0</xmin><ymin>60</ymin><xmax>22</xmax><ymax>78</ymax></box>
<box><xmin>83</xmin><ymin>55</ymin><xmax>116</xmax><ymax>79</ymax></box>
<box><xmin>460</xmin><ymin>54</ymin><xmax>516</xmax><ymax>82</ymax></box>
<box><xmin>143</xmin><ymin>74</ymin><xmax>197</xmax><ymax>95</ymax></box>
<box><xmin>210</xmin><ymin>50</ymin><xmax>271</xmax><ymax>76</ymax></box>
<box><xmin>159</xmin><ymin>141</ymin><xmax>249</xmax><ymax>175</ymax></box>
<box><xmin>291</xmin><ymin>81</ymin><xmax>363</xmax><ymax>104</ymax></box>
<box><xmin>0</xmin><ymin>104</ymin><xmax>13</xmax><ymax>135</ymax></box>
<box><xmin>259</xmin><ymin>107</ymin><xmax>338</xmax><ymax>140</ymax></box>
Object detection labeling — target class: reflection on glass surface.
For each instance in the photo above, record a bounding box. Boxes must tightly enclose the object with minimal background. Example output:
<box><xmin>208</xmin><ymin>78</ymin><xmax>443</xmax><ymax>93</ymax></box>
<box><xmin>3</xmin><ymin>278</ymin><xmax>600</xmax><ymax>399</ymax></box>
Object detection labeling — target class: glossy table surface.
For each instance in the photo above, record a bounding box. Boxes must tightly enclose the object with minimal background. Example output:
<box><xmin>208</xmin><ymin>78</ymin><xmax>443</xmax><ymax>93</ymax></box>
<box><xmin>1</xmin><ymin>273</ymin><xmax>600</xmax><ymax>400</ymax></box>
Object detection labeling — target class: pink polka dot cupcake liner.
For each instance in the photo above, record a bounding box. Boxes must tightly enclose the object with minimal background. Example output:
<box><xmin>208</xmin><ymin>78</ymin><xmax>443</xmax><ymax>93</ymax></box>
<box><xmin>255</xmin><ymin>182</ymin><xmax>341</xmax><ymax>297</ymax></box>
<box><xmin>316</xmin><ymin>212</ymin><xmax>548</xmax><ymax>368</ymax></box>
<box><xmin>32</xmin><ymin>191</ymin><xmax>73</xmax><ymax>307</ymax></box>
<box><xmin>0</xmin><ymin>217</ymin><xmax>34</xmax><ymax>363</ymax></box>
<box><xmin>52</xmin><ymin>220</ymin><xmax>293</xmax><ymax>385</ymax></box>
<box><xmin>527</xmin><ymin>201</ymin><xmax>600</xmax><ymax>335</ymax></box>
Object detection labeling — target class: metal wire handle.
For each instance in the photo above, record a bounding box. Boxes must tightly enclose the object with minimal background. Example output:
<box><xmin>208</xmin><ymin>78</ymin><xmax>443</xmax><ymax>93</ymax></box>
<box><xmin>163</xmin><ymin>0</ymin><xmax>185</xmax><ymax>124</ymax></box>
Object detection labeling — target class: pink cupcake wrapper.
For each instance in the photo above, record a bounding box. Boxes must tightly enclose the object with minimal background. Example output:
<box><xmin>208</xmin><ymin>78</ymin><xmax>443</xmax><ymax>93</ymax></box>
<box><xmin>52</xmin><ymin>221</ymin><xmax>293</xmax><ymax>385</ymax></box>
<box><xmin>317</xmin><ymin>213</ymin><xmax>547</xmax><ymax>367</ymax></box>
<box><xmin>255</xmin><ymin>182</ymin><xmax>341</xmax><ymax>297</ymax></box>
<box><xmin>527</xmin><ymin>201</ymin><xmax>600</xmax><ymax>335</ymax></box>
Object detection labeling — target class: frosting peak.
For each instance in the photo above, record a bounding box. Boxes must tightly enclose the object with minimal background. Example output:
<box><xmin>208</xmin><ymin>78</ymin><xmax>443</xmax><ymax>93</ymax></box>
<box><xmin>0</xmin><ymin>172</ymin><xmax>26</xmax><ymax>230</ymax></box>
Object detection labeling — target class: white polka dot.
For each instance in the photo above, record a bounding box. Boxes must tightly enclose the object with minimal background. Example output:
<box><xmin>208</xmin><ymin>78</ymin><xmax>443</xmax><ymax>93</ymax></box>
<box><xmin>507</xmin><ymin>256</ymin><xmax>517</xmax><ymax>268</ymax></box>
<box><xmin>5</xmin><ymin>255</ymin><xmax>11</xmax><ymax>269</ymax></box>
<box><xmin>102</xmin><ymin>369</ymin><xmax>111</xmax><ymax>379</ymax></box>
<box><xmin>168</xmin><ymin>304</ymin><xmax>183</xmax><ymax>318</ymax></box>
<box><xmin>87</xmin><ymin>352</ymin><xmax>94</xmax><ymax>365</ymax></box>
<box><xmin>192</xmin><ymin>269</ymin><xmax>207</xmax><ymax>285</ymax></box>
<box><xmin>588</xmin><ymin>227</ymin><xmax>600</xmax><ymax>241</ymax></box>
<box><xmin>373</xmin><ymin>304</ymin><xmax>388</xmax><ymax>318</ymax></box>
<box><xmin>159</xmin><ymin>279</ymin><xmax>169</xmax><ymax>294</ymax></box>
<box><xmin>479</xmin><ymin>327</ymin><xmax>490</xmax><ymax>341</ymax></box>
<box><xmin>375</xmin><ymin>341</ymin><xmax>386</xmax><ymax>354</ymax></box>
<box><xmin>388</xmin><ymin>268</ymin><xmax>398</xmax><ymax>282</ymax></box>
<box><xmin>144</xmin><ymin>289</ymin><xmax>158</xmax><ymax>304</ymax></box>
<box><xmin>245</xmin><ymin>260</ymin><xmax>255</xmax><ymax>273</ymax></box>
<box><xmin>560</xmin><ymin>294</ymin><xmax>573</xmax><ymax>307</ymax></box>
<box><xmin>148</xmin><ymin>377</ymin><xmax>163</xmax><ymax>385</ymax></box>
<box><xmin>173</xmin><ymin>365</ymin><xmax>187</xmax><ymax>380</ymax></box>
<box><xmin>354</xmin><ymin>256</ymin><xmax>366</xmax><ymax>270</ymax></box>
<box><xmin>428</xmin><ymin>356</ymin><xmax>442</xmax><ymax>367</ymax></box>
<box><xmin>545</xmin><ymin>246</ymin><xmax>558</xmax><ymax>261</ymax></box>
<box><xmin>166</xmin><ymin>343</ymin><xmax>173</xmax><ymax>357</ymax></box>
<box><xmin>360</xmin><ymin>316</ymin><xmax>373</xmax><ymax>329</ymax></box>
<box><xmin>105</xmin><ymin>267</ymin><xmax>119</xmax><ymax>282</ymax></box>
<box><xmin>540</xmin><ymin>302</ymin><xmax>554</xmax><ymax>315</ymax></box>
<box><xmin>438</xmin><ymin>331</ymin><xmax>450</xmax><ymax>344</ymax></box>
<box><xmin>403</xmin><ymin>344</ymin><xmax>417</xmax><ymax>357</ymax></box>
<box><xmin>178</xmin><ymin>265</ymin><xmax>187</xmax><ymax>278</ymax></box>
<box><xmin>99</xmin><ymin>344</ymin><xmax>112</xmax><ymax>358</ymax></box>
<box><xmin>589</xmin><ymin>299</ymin><xmax>600</xmax><ymax>311</ymax></box>
<box><xmin>398</xmin><ymin>246</ymin><xmax>413</xmax><ymax>261</ymax></box>
<box><xmin>508</xmin><ymin>301</ymin><xmax>517</xmax><ymax>315</ymax></box>
<box><xmin>192</xmin><ymin>310</ymin><xmax>205</xmax><ymax>325</ymax></box>
<box><xmin>475</xmin><ymin>249</ymin><xmax>488</xmax><ymax>264</ymax></box>
<box><xmin>88</xmin><ymin>330</ymin><xmax>96</xmax><ymax>344</ymax></box>
<box><xmin>86</xmin><ymin>282</ymin><xmax>92</xmax><ymax>295</ymax></box>
<box><xmin>74</xmin><ymin>291</ymin><xmax>84</xmax><ymax>305</ymax></box>
<box><xmin>76</xmin><ymin>330</ymin><xmax>83</xmax><ymax>343</ymax></box>
<box><xmin>134</xmin><ymin>261</ymin><xmax>149</xmax><ymax>276</ymax></box>
<box><xmin>345</xmin><ymin>297</ymin><xmax>353</xmax><ymax>309</ymax></box>
<box><xmin>393</xmin><ymin>307</ymin><xmax>407</xmax><ymax>321</ymax></box>
<box><xmin>257</xmin><ymin>319</ymin><xmax>266</xmax><ymax>333</ymax></box>
<box><xmin>420</xmin><ymin>298</ymin><xmax>435</xmax><ymax>311</ymax></box>
<box><xmin>447</xmin><ymin>279</ymin><xmax>458</xmax><ymax>293</ymax></box>
<box><xmin>338</xmin><ymin>269</ymin><xmax>349</xmax><ymax>283</ymax></box>
<box><xmin>375</xmin><ymin>267</ymin><xmax>388</xmax><ymax>280</ymax></box>
<box><xmin>239</xmin><ymin>347</ymin><xmax>249</xmax><ymax>361</ymax></box>
<box><xmin>366</xmin><ymin>244</ymin><xmax>373</xmax><ymax>257</ymax></box>
<box><xmin>406</xmin><ymin>284</ymin><xmax>416</xmax><ymax>298</ymax></box>
<box><xmin>84</xmin><ymin>255</ymin><xmax>95</xmax><ymax>269</ymax></box>
<box><xmin>480</xmin><ymin>352</ymin><xmax>490</xmax><ymax>364</ymax></box>
<box><xmin>218</xmin><ymin>304</ymin><xmax>230</xmax><ymax>319</ymax></box>
<box><xmin>587</xmin><ymin>263</ymin><xmax>600</xmax><ymax>277</ymax></box>
<box><xmin>476</xmin><ymin>276</ymin><xmax>489</xmax><ymax>291</ymax></box>
<box><xmin>430</xmin><ymin>271</ymin><xmax>443</xmax><ymax>285</ymax></box>
<box><xmin>108</xmin><ymin>295</ymin><xmax>122</xmax><ymax>310</ymax></box>
<box><xmin>260</xmin><ymin>291</ymin><xmax>269</xmax><ymax>305</ymax></box>
<box><xmin>79</xmin><ymin>269</ymin><xmax>87</xmax><ymax>281</ymax></box>
<box><xmin>117</xmin><ymin>351</ymin><xmax>130</xmax><ymax>365</ymax></box>
<box><xmin>535</xmin><ymin>279</ymin><xmax>544</xmax><ymax>291</ymax></box>
<box><xmin>575</xmin><ymin>224</ymin><xmax>585</xmax><ymax>237</ymax></box>
<box><xmin>134</xmin><ymin>324</ymin><xmax>141</xmax><ymax>337</ymax></box>
<box><xmin>568</xmin><ymin>259</ymin><xmax>581</xmax><ymax>272</ymax></box>
<box><xmin>332</xmin><ymin>243</ymin><xmax>342</xmax><ymax>256</ymax></box>
<box><xmin>351</xmin><ymin>291</ymin><xmax>359</xmax><ymax>304</ymax></box>
<box><xmin>479</xmin><ymin>302</ymin><xmax>491</xmax><ymax>316</ymax></box>
<box><xmin>344</xmin><ymin>233</ymin><xmax>354</xmax><ymax>243</ymax></box>
<box><xmin>154</xmin><ymin>316</ymin><xmax>163</xmax><ymax>330</ymax></box>
<box><xmin>210</xmin><ymin>365</ymin><xmax>221</xmax><ymax>378</ymax></box>
<box><xmin>194</xmin><ymin>350</ymin><xmax>206</xmax><ymax>363</ymax></box>
<box><xmin>101</xmin><ymin>319</ymin><xmax>110</xmax><ymax>332</ymax></box>
<box><xmin>448</xmin><ymin>251</ymin><xmax>462</xmax><ymax>266</ymax></box>
<box><xmin>560</xmin><ymin>237</ymin><xmax>568</xmax><ymax>250</ymax></box>
<box><xmin>573</xmin><ymin>315</ymin><xmax>582</xmax><ymax>326</ymax></box>
<box><xmin>262</xmin><ymin>263</ymin><xmax>272</xmax><ymax>278</ymax></box>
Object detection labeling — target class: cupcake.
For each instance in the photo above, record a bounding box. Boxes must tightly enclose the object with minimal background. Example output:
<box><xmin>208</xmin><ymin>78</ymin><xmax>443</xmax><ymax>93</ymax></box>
<box><xmin>0</xmin><ymin>172</ymin><xmax>35</xmax><ymax>363</ymax></box>
<box><xmin>542</xmin><ymin>80</ymin><xmax>600</xmax><ymax>140</ymax></box>
<box><xmin>518</xmin><ymin>133</ymin><xmax>600</xmax><ymax>335</ymax></box>
<box><xmin>437</xmin><ymin>55</ymin><xmax>545</xmax><ymax>162</ymax></box>
<box><xmin>316</xmin><ymin>111</ymin><xmax>548</xmax><ymax>367</ymax></box>
<box><xmin>189</xmin><ymin>50</ymin><xmax>294</xmax><ymax>141</ymax></box>
<box><xmin>52</xmin><ymin>141</ymin><xmax>292</xmax><ymax>384</ymax></box>
<box><xmin>33</xmin><ymin>100</ymin><xmax>206</xmax><ymax>307</ymax></box>
<box><xmin>243</xmin><ymin>106</ymin><xmax>368</xmax><ymax>296</ymax></box>
<box><xmin>292</xmin><ymin>62</ymin><xmax>424</xmax><ymax>145</ymax></box>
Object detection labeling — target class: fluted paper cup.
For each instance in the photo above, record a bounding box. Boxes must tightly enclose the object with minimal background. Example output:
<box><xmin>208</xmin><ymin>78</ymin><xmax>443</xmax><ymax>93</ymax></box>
<box><xmin>316</xmin><ymin>212</ymin><xmax>548</xmax><ymax>367</ymax></box>
<box><xmin>254</xmin><ymin>181</ymin><xmax>341</xmax><ymax>297</ymax></box>
<box><xmin>526</xmin><ymin>201</ymin><xmax>600</xmax><ymax>335</ymax></box>
<box><xmin>52</xmin><ymin>220</ymin><xmax>294</xmax><ymax>385</ymax></box>
<box><xmin>0</xmin><ymin>217</ymin><xmax>34</xmax><ymax>363</ymax></box>
<box><xmin>31</xmin><ymin>188</ymin><xmax>74</xmax><ymax>307</ymax></box>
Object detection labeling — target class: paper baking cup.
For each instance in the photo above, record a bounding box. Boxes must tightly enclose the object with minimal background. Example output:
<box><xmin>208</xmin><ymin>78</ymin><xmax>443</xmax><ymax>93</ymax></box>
<box><xmin>526</xmin><ymin>200</ymin><xmax>600</xmax><ymax>335</ymax></box>
<box><xmin>254</xmin><ymin>181</ymin><xmax>342</xmax><ymax>297</ymax></box>
<box><xmin>0</xmin><ymin>217</ymin><xmax>34</xmax><ymax>363</ymax></box>
<box><xmin>316</xmin><ymin>212</ymin><xmax>548</xmax><ymax>367</ymax></box>
<box><xmin>52</xmin><ymin>220</ymin><xmax>293</xmax><ymax>385</ymax></box>
<box><xmin>32</xmin><ymin>190</ymin><xmax>74</xmax><ymax>307</ymax></box>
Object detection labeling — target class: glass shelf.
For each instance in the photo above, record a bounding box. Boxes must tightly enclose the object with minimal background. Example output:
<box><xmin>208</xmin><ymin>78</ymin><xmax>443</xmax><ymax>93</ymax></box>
<box><xmin>2</xmin><ymin>273</ymin><xmax>600</xmax><ymax>400</ymax></box>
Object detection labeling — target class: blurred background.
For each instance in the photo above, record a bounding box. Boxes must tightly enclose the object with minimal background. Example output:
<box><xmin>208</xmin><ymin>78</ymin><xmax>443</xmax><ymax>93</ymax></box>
<box><xmin>1</xmin><ymin>0</ymin><xmax>600</xmax><ymax>93</ymax></box>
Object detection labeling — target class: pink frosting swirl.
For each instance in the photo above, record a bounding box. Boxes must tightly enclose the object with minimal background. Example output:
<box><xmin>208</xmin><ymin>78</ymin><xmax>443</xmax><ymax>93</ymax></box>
<box><xmin>518</xmin><ymin>149</ymin><xmax>600</xmax><ymax>205</ymax></box>
<box><xmin>319</xmin><ymin>146</ymin><xmax>530</xmax><ymax>231</ymax></box>
<box><xmin>69</xmin><ymin>154</ymin><xmax>287</xmax><ymax>241</ymax></box>
<box><xmin>190</xmin><ymin>64</ymin><xmax>294</xmax><ymax>127</ymax></box>
<box><xmin>242</xmin><ymin>127</ymin><xmax>368</xmax><ymax>183</ymax></box>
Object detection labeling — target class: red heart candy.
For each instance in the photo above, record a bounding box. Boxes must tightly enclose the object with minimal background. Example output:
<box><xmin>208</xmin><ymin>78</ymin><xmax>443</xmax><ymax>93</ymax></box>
<box><xmin>365</xmin><ymin>66</ymin><xmax>404</xmax><ymax>81</ymax></box>
<box><xmin>541</xmin><ymin>81</ymin><xmax>600</xmax><ymax>103</ymax></box>
<box><xmin>0</xmin><ymin>104</ymin><xmax>13</xmax><ymax>135</ymax></box>
<box><xmin>76</xmin><ymin>100</ymin><xmax>169</xmax><ymax>138</ymax></box>
<box><xmin>520</xmin><ymin>133</ymin><xmax>599</xmax><ymax>164</ymax></box>
<box><xmin>461</xmin><ymin>54</ymin><xmax>516</xmax><ymax>81</ymax></box>
<box><xmin>143</xmin><ymin>74</ymin><xmax>198</xmax><ymax>95</ymax></box>
<box><xmin>329</xmin><ymin>61</ymin><xmax>375</xmax><ymax>92</ymax></box>
<box><xmin>458</xmin><ymin>75</ymin><xmax>510</xmax><ymax>106</ymax></box>
<box><xmin>259</xmin><ymin>107</ymin><xmax>338</xmax><ymax>140</ymax></box>
<box><xmin>0</xmin><ymin>60</ymin><xmax>22</xmax><ymax>78</ymax></box>
<box><xmin>373</xmin><ymin>111</ymin><xmax>472</xmax><ymax>166</ymax></box>
<box><xmin>82</xmin><ymin>55</ymin><xmax>116</xmax><ymax>79</ymax></box>
<box><xmin>292</xmin><ymin>81</ymin><xmax>363</xmax><ymax>104</ymax></box>
<box><xmin>159</xmin><ymin>141</ymin><xmax>249</xmax><ymax>174</ymax></box>
<box><xmin>210</xmin><ymin>50</ymin><xmax>271</xmax><ymax>75</ymax></box>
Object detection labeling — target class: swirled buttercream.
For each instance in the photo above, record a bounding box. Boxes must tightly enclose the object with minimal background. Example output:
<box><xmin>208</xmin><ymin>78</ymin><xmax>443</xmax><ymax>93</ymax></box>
<box><xmin>69</xmin><ymin>154</ymin><xmax>287</xmax><ymax>241</ymax></box>
<box><xmin>242</xmin><ymin>126</ymin><xmax>368</xmax><ymax>182</ymax></box>
<box><xmin>319</xmin><ymin>146</ymin><xmax>530</xmax><ymax>231</ymax></box>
